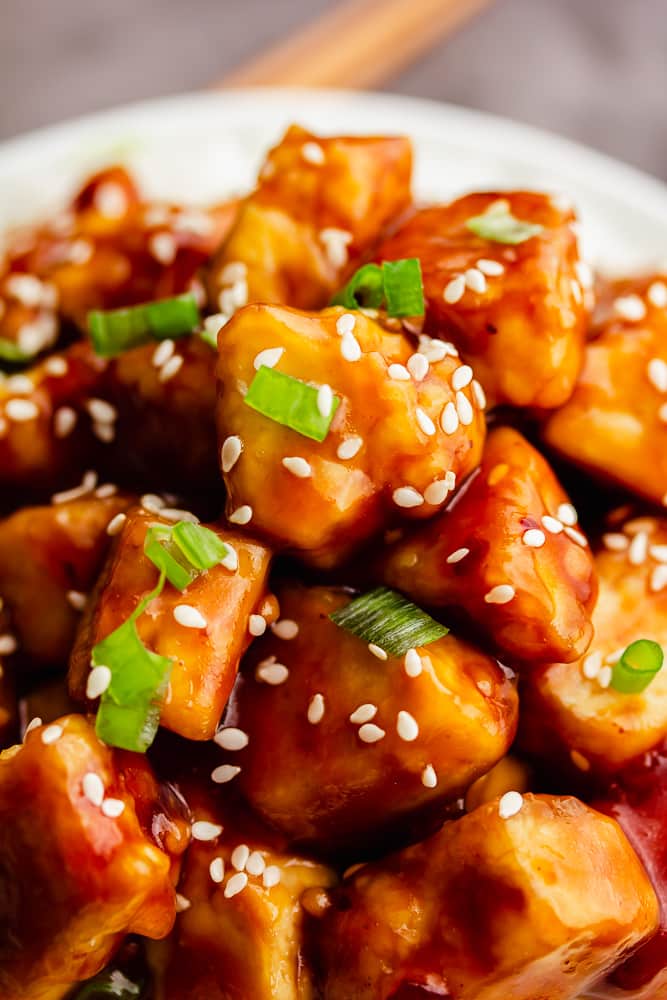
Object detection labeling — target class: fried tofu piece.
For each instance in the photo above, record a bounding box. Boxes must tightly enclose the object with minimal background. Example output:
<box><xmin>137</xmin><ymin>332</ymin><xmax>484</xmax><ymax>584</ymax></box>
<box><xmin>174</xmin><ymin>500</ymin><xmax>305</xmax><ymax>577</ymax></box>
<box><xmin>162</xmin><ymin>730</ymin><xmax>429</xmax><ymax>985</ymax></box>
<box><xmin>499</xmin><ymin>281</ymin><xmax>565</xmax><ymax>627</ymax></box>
<box><xmin>69</xmin><ymin>508</ymin><xmax>275</xmax><ymax>741</ymax></box>
<box><xmin>215</xmin><ymin>304</ymin><xmax>486</xmax><ymax>567</ymax></box>
<box><xmin>377</xmin><ymin>192</ymin><xmax>591</xmax><ymax>409</ymax></box>
<box><xmin>0</xmin><ymin>714</ymin><xmax>182</xmax><ymax>1000</ymax></box>
<box><xmin>380</xmin><ymin>427</ymin><xmax>597</xmax><ymax>665</ymax></box>
<box><xmin>543</xmin><ymin>274</ymin><xmax>667</xmax><ymax>507</ymax></box>
<box><xmin>520</xmin><ymin>515</ymin><xmax>667</xmax><ymax>774</ymax></box>
<box><xmin>224</xmin><ymin>582</ymin><xmax>517</xmax><ymax>853</ymax></box>
<box><xmin>207</xmin><ymin>125</ymin><xmax>412</xmax><ymax>314</ymax></box>
<box><xmin>0</xmin><ymin>493</ymin><xmax>133</xmax><ymax>668</ymax></box>
<box><xmin>317</xmin><ymin>794</ymin><xmax>659</xmax><ymax>1000</ymax></box>
<box><xmin>163</xmin><ymin>789</ymin><xmax>335</xmax><ymax>999</ymax></box>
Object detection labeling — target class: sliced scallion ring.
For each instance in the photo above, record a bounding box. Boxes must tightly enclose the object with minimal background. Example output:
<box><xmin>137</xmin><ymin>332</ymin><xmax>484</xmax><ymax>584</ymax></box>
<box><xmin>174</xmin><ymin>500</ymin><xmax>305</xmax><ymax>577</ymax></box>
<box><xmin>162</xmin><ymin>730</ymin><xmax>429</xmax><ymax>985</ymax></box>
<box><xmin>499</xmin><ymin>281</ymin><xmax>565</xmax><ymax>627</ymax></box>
<box><xmin>610</xmin><ymin>639</ymin><xmax>663</xmax><ymax>694</ymax></box>
<box><xmin>331</xmin><ymin>259</ymin><xmax>425</xmax><ymax>317</ymax></box>
<box><xmin>465</xmin><ymin>201</ymin><xmax>543</xmax><ymax>245</ymax></box>
<box><xmin>329</xmin><ymin>586</ymin><xmax>448</xmax><ymax>656</ymax></box>
<box><xmin>144</xmin><ymin>524</ymin><xmax>197</xmax><ymax>591</ymax></box>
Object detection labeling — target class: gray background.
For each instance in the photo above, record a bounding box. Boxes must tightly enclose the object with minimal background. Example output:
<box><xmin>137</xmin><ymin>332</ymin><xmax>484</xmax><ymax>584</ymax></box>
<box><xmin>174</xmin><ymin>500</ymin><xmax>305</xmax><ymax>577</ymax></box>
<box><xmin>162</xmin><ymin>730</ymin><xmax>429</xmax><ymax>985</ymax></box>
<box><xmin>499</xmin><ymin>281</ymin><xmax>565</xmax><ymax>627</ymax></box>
<box><xmin>1</xmin><ymin>0</ymin><xmax>666</xmax><ymax>179</ymax></box>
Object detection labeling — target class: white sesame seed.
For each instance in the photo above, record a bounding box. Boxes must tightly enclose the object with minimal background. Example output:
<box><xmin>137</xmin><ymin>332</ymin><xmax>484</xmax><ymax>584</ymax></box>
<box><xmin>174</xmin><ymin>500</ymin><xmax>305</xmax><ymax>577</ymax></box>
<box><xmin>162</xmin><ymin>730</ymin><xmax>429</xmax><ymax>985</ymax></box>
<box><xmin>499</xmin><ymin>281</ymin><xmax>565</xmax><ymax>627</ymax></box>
<box><xmin>174</xmin><ymin>209</ymin><xmax>214</xmax><ymax>237</ymax></box>
<box><xmin>41</xmin><ymin>724</ymin><xmax>63</xmax><ymax>745</ymax></box>
<box><xmin>51</xmin><ymin>470</ymin><xmax>98</xmax><ymax>505</ymax></box>
<box><xmin>106</xmin><ymin>512</ymin><xmax>127</xmax><ymax>536</ymax></box>
<box><xmin>212</xmin><ymin>764</ymin><xmax>241</xmax><ymax>784</ymax></box>
<box><xmin>498</xmin><ymin>791</ymin><xmax>523</xmax><ymax>819</ymax></box>
<box><xmin>82</xmin><ymin>772</ymin><xmax>105</xmax><ymax>807</ymax></box>
<box><xmin>320</xmin><ymin>228</ymin><xmax>352</xmax><ymax>269</ymax></box>
<box><xmin>650</xmin><ymin>565</ymin><xmax>667</xmax><ymax>592</ymax></box>
<box><xmin>444</xmin><ymin>471</ymin><xmax>457</xmax><ymax>492</ymax></box>
<box><xmin>368</xmin><ymin>643</ymin><xmax>388</xmax><ymax>660</ymax></box>
<box><xmin>231</xmin><ymin>844</ymin><xmax>250</xmax><ymax>871</ymax></box>
<box><xmin>160</xmin><ymin>507</ymin><xmax>199</xmax><ymax>525</ymax></box>
<box><xmin>101</xmin><ymin>797</ymin><xmax>125</xmax><ymax>818</ymax></box>
<box><xmin>564</xmin><ymin>526</ymin><xmax>588</xmax><ymax>547</ymax></box>
<box><xmin>648</xmin><ymin>281</ymin><xmax>667</xmax><ymax>308</ymax></box>
<box><xmin>603</xmin><ymin>532</ymin><xmax>629</xmax><ymax>552</ymax></box>
<box><xmin>248</xmin><ymin>614</ymin><xmax>267</xmax><ymax>637</ymax></box>
<box><xmin>209</xmin><ymin>857</ymin><xmax>225</xmax><ymax>883</ymax></box>
<box><xmin>5</xmin><ymin>398</ymin><xmax>39</xmax><ymax>422</ymax></box>
<box><xmin>214</xmin><ymin>727</ymin><xmax>249</xmax><ymax>751</ymax></box>
<box><xmin>423</xmin><ymin>479</ymin><xmax>450</xmax><ymax>506</ymax></box>
<box><xmin>95</xmin><ymin>181</ymin><xmax>128</xmax><ymax>218</ymax></box>
<box><xmin>5</xmin><ymin>273</ymin><xmax>44</xmax><ymax>307</ymax></box>
<box><xmin>614</xmin><ymin>295</ymin><xmax>646</xmax><ymax>322</ymax></box>
<box><xmin>476</xmin><ymin>258</ymin><xmax>504</xmax><ymax>277</ymax></box>
<box><xmin>388</xmin><ymin>363</ymin><xmax>410</xmax><ymax>381</ymax></box>
<box><xmin>86</xmin><ymin>398</ymin><xmax>117</xmax><ymax>426</ymax></box>
<box><xmin>597</xmin><ymin>665</ymin><xmax>613</xmax><ymax>689</ymax></box>
<box><xmin>253</xmin><ymin>347</ymin><xmax>284</xmax><ymax>371</ymax></box>
<box><xmin>349</xmin><ymin>704</ymin><xmax>378</xmax><ymax>724</ymax></box>
<box><xmin>93</xmin><ymin>421</ymin><xmax>115</xmax><ymax>444</ymax></box>
<box><xmin>221</xmin><ymin>435</ymin><xmax>243</xmax><ymax>473</ymax></box>
<box><xmin>158</xmin><ymin>355</ymin><xmax>184</xmax><ymax>383</ymax></box>
<box><xmin>396</xmin><ymin>710</ymin><xmax>419</xmax><ymax>742</ymax></box>
<box><xmin>405</xmin><ymin>354</ymin><xmax>428</xmax><ymax>382</ymax></box>
<box><xmin>628</xmin><ymin>530</ymin><xmax>649</xmax><ymax>566</ymax></box>
<box><xmin>203</xmin><ymin>313</ymin><xmax>227</xmax><ymax>338</ymax></box>
<box><xmin>582</xmin><ymin>650</ymin><xmax>603</xmax><ymax>680</ymax></box>
<box><xmin>141</xmin><ymin>493</ymin><xmax>165</xmax><ymax>514</ymax></box>
<box><xmin>148</xmin><ymin>232</ymin><xmax>177</xmax><ymax>265</ymax></box>
<box><xmin>456</xmin><ymin>391</ymin><xmax>474</xmax><ymax>426</ymax></box>
<box><xmin>68</xmin><ymin>238</ymin><xmax>93</xmax><ymax>265</ymax></box>
<box><xmin>44</xmin><ymin>356</ymin><xmax>68</xmax><ymax>377</ymax></box>
<box><xmin>246</xmin><ymin>851</ymin><xmax>266</xmax><ymax>876</ymax></box>
<box><xmin>52</xmin><ymin>405</ymin><xmax>77</xmax><ymax>438</ymax></box>
<box><xmin>66</xmin><ymin>589</ymin><xmax>87</xmax><ymax>611</ymax></box>
<box><xmin>219</xmin><ymin>279</ymin><xmax>248</xmax><ymax>313</ymax></box>
<box><xmin>337</xmin><ymin>436</ymin><xmax>363</xmax><ymax>460</ymax></box>
<box><xmin>94</xmin><ymin>483</ymin><xmax>117</xmax><ymax>499</ymax></box>
<box><xmin>465</xmin><ymin>268</ymin><xmax>487</xmax><ymax>294</ymax></box>
<box><xmin>173</xmin><ymin>604</ymin><xmax>208</xmax><ymax>629</ymax></box>
<box><xmin>404</xmin><ymin>649</ymin><xmax>423</xmax><ymax>677</ymax></box>
<box><xmin>191</xmin><ymin>821</ymin><xmax>223</xmax><ymax>841</ymax></box>
<box><xmin>522</xmin><ymin>528</ymin><xmax>546</xmax><ymax>548</ymax></box>
<box><xmin>282</xmin><ymin>456</ymin><xmax>312</xmax><ymax>478</ymax></box>
<box><xmin>336</xmin><ymin>313</ymin><xmax>356</xmax><ymax>337</ymax></box>
<box><xmin>307</xmin><ymin>693</ymin><xmax>326</xmax><ymax>724</ymax></box>
<box><xmin>256</xmin><ymin>659</ymin><xmax>289</xmax><ymax>685</ymax></box>
<box><xmin>446</xmin><ymin>547</ymin><xmax>470</xmax><ymax>564</ymax></box>
<box><xmin>557</xmin><ymin>503</ymin><xmax>578</xmax><ymax>526</ymax></box>
<box><xmin>471</xmin><ymin>380</ymin><xmax>487</xmax><ymax>409</ymax></box>
<box><xmin>440</xmin><ymin>401</ymin><xmax>459</xmax><ymax>435</ymax></box>
<box><xmin>484</xmin><ymin>584</ymin><xmax>515</xmax><ymax>605</ymax></box>
<box><xmin>605</xmin><ymin>648</ymin><xmax>626</xmax><ymax>665</ymax></box>
<box><xmin>421</xmin><ymin>764</ymin><xmax>438</xmax><ymax>788</ymax></box>
<box><xmin>444</xmin><ymin>275</ymin><xmax>465</xmax><ymax>304</ymax></box>
<box><xmin>393</xmin><ymin>486</ymin><xmax>424</xmax><ymax>508</ymax></box>
<box><xmin>152</xmin><ymin>339</ymin><xmax>175</xmax><ymax>368</ymax></box>
<box><xmin>224</xmin><ymin>872</ymin><xmax>248</xmax><ymax>898</ymax></box>
<box><xmin>542</xmin><ymin>515</ymin><xmax>564</xmax><ymax>534</ymax></box>
<box><xmin>175</xmin><ymin>893</ymin><xmax>191</xmax><ymax>912</ymax></box>
<box><xmin>647</xmin><ymin>358</ymin><xmax>667</xmax><ymax>393</ymax></box>
<box><xmin>86</xmin><ymin>665</ymin><xmax>112</xmax><ymax>699</ymax></box>
<box><xmin>418</xmin><ymin>337</ymin><xmax>449</xmax><ymax>363</ymax></box>
<box><xmin>271</xmin><ymin>619</ymin><xmax>299</xmax><ymax>640</ymax></box>
<box><xmin>229</xmin><ymin>505</ymin><xmax>253</xmax><ymax>526</ymax></box>
<box><xmin>341</xmin><ymin>331</ymin><xmax>361</xmax><ymax>362</ymax></box>
<box><xmin>23</xmin><ymin>716</ymin><xmax>42</xmax><ymax>738</ymax></box>
<box><xmin>262</xmin><ymin>866</ymin><xmax>281</xmax><ymax>888</ymax></box>
<box><xmin>317</xmin><ymin>383</ymin><xmax>334</xmax><ymax>418</ymax></box>
<box><xmin>221</xmin><ymin>546</ymin><xmax>239</xmax><ymax>572</ymax></box>
<box><xmin>415</xmin><ymin>407</ymin><xmax>436</xmax><ymax>436</ymax></box>
<box><xmin>650</xmin><ymin>544</ymin><xmax>667</xmax><ymax>562</ymax></box>
<box><xmin>358</xmin><ymin>723</ymin><xmax>386</xmax><ymax>744</ymax></box>
<box><xmin>302</xmin><ymin>141</ymin><xmax>325</xmax><ymax>165</ymax></box>
<box><xmin>452</xmin><ymin>365</ymin><xmax>474</xmax><ymax>391</ymax></box>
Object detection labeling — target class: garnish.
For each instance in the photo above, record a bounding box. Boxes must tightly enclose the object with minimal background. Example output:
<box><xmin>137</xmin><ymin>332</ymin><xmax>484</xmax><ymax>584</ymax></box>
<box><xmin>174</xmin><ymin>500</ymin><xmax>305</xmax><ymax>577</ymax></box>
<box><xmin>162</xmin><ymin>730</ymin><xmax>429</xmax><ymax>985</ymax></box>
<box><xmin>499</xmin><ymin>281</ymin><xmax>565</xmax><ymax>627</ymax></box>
<box><xmin>329</xmin><ymin>586</ymin><xmax>448</xmax><ymax>656</ymax></box>
<box><xmin>73</xmin><ymin>968</ymin><xmax>144</xmax><ymax>998</ymax></box>
<box><xmin>88</xmin><ymin>293</ymin><xmax>200</xmax><ymax>357</ymax></box>
<box><xmin>244</xmin><ymin>366</ymin><xmax>340</xmax><ymax>442</ymax></box>
<box><xmin>465</xmin><ymin>201</ymin><xmax>543</xmax><ymax>245</ymax></box>
<box><xmin>610</xmin><ymin>639</ymin><xmax>664</xmax><ymax>694</ymax></box>
<box><xmin>331</xmin><ymin>258</ymin><xmax>425</xmax><ymax>317</ymax></box>
<box><xmin>0</xmin><ymin>338</ymin><xmax>31</xmax><ymax>364</ymax></box>
<box><xmin>144</xmin><ymin>521</ymin><xmax>230</xmax><ymax>591</ymax></box>
<box><xmin>171</xmin><ymin>520</ymin><xmax>230</xmax><ymax>570</ymax></box>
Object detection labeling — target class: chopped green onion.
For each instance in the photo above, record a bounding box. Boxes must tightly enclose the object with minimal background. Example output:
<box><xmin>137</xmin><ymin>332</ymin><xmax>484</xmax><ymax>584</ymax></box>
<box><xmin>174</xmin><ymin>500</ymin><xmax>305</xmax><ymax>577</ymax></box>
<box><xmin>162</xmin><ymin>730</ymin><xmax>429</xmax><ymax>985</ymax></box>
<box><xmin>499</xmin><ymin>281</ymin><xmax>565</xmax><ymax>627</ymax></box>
<box><xmin>144</xmin><ymin>524</ymin><xmax>197</xmax><ymax>591</ymax></box>
<box><xmin>88</xmin><ymin>293</ymin><xmax>200</xmax><ymax>357</ymax></box>
<box><xmin>94</xmin><ymin>572</ymin><xmax>172</xmax><ymax>752</ymax></box>
<box><xmin>331</xmin><ymin>259</ymin><xmax>425</xmax><ymax>317</ymax></box>
<box><xmin>72</xmin><ymin>969</ymin><xmax>143</xmax><ymax>999</ymax></box>
<box><xmin>329</xmin><ymin>586</ymin><xmax>448</xmax><ymax>656</ymax></box>
<box><xmin>198</xmin><ymin>326</ymin><xmax>219</xmax><ymax>350</ymax></box>
<box><xmin>172</xmin><ymin>521</ymin><xmax>230</xmax><ymax>570</ymax></box>
<box><xmin>0</xmin><ymin>338</ymin><xmax>31</xmax><ymax>364</ymax></box>
<box><xmin>465</xmin><ymin>201</ymin><xmax>543</xmax><ymax>245</ymax></box>
<box><xmin>244</xmin><ymin>366</ymin><xmax>340</xmax><ymax>442</ymax></box>
<box><xmin>610</xmin><ymin>639</ymin><xmax>663</xmax><ymax>694</ymax></box>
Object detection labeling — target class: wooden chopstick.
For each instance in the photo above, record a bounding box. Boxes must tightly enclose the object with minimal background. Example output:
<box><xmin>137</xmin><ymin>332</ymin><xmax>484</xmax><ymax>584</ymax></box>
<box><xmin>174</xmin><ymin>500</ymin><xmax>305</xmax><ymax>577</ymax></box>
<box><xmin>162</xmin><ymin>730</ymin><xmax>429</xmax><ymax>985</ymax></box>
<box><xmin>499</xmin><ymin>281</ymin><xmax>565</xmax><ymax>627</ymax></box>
<box><xmin>216</xmin><ymin>0</ymin><xmax>494</xmax><ymax>89</ymax></box>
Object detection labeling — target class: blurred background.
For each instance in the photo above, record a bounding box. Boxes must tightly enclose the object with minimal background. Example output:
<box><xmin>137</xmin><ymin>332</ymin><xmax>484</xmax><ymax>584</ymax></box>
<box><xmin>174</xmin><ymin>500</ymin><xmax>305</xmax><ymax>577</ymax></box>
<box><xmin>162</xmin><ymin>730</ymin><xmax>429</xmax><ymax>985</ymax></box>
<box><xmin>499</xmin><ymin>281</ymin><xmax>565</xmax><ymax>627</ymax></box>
<box><xmin>1</xmin><ymin>0</ymin><xmax>666</xmax><ymax>179</ymax></box>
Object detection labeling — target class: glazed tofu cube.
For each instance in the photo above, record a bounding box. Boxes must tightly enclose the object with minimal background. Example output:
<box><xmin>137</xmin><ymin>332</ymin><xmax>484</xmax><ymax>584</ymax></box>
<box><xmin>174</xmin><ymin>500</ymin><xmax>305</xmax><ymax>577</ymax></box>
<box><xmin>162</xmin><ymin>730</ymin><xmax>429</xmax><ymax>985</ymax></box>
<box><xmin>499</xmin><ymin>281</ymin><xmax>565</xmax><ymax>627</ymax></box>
<box><xmin>215</xmin><ymin>304</ymin><xmax>486</xmax><ymax>567</ymax></box>
<box><xmin>223</xmin><ymin>582</ymin><xmax>517</xmax><ymax>854</ymax></box>
<box><xmin>163</xmin><ymin>790</ymin><xmax>335</xmax><ymax>999</ymax></box>
<box><xmin>69</xmin><ymin>508</ymin><xmax>275</xmax><ymax>741</ymax></box>
<box><xmin>543</xmin><ymin>274</ymin><xmax>667</xmax><ymax>507</ymax></box>
<box><xmin>317</xmin><ymin>794</ymin><xmax>659</xmax><ymax>1000</ymax></box>
<box><xmin>377</xmin><ymin>192</ymin><xmax>591</xmax><ymax>409</ymax></box>
<box><xmin>380</xmin><ymin>426</ymin><xmax>597</xmax><ymax>664</ymax></box>
<box><xmin>207</xmin><ymin>125</ymin><xmax>412</xmax><ymax>313</ymax></box>
<box><xmin>520</xmin><ymin>515</ymin><xmax>667</xmax><ymax>774</ymax></box>
<box><xmin>0</xmin><ymin>492</ymin><xmax>133</xmax><ymax>668</ymax></box>
<box><xmin>0</xmin><ymin>714</ymin><xmax>179</xmax><ymax>1000</ymax></box>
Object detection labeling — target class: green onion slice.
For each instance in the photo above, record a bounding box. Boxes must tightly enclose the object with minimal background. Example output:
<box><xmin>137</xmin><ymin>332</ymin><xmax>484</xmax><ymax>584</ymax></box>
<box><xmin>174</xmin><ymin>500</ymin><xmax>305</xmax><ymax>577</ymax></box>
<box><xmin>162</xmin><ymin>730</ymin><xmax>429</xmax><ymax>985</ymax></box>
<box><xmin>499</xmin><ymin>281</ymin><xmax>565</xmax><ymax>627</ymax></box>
<box><xmin>244</xmin><ymin>366</ymin><xmax>340</xmax><ymax>442</ymax></box>
<box><xmin>72</xmin><ymin>969</ymin><xmax>144</xmax><ymax>999</ymax></box>
<box><xmin>144</xmin><ymin>524</ymin><xmax>197</xmax><ymax>591</ymax></box>
<box><xmin>610</xmin><ymin>639</ymin><xmax>664</xmax><ymax>694</ymax></box>
<box><xmin>94</xmin><ymin>571</ymin><xmax>172</xmax><ymax>752</ymax></box>
<box><xmin>331</xmin><ymin>259</ymin><xmax>425</xmax><ymax>317</ymax></box>
<box><xmin>198</xmin><ymin>326</ymin><xmax>219</xmax><ymax>350</ymax></box>
<box><xmin>330</xmin><ymin>586</ymin><xmax>448</xmax><ymax>656</ymax></box>
<box><xmin>88</xmin><ymin>293</ymin><xmax>200</xmax><ymax>357</ymax></box>
<box><xmin>465</xmin><ymin>200</ymin><xmax>543</xmax><ymax>245</ymax></box>
<box><xmin>0</xmin><ymin>337</ymin><xmax>31</xmax><ymax>365</ymax></box>
<box><xmin>171</xmin><ymin>521</ymin><xmax>229</xmax><ymax>570</ymax></box>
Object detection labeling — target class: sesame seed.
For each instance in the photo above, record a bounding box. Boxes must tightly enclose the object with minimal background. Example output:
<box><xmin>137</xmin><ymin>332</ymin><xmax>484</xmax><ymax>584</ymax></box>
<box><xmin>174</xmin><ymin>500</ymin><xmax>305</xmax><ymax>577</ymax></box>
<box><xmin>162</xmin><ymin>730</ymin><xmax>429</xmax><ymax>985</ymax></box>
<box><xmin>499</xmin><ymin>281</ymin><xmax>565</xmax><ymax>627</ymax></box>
<box><xmin>604</xmin><ymin>648</ymin><xmax>625</xmax><ymax>665</ymax></box>
<box><xmin>647</xmin><ymin>358</ymin><xmax>667</xmax><ymax>393</ymax></box>
<box><xmin>557</xmin><ymin>503</ymin><xmax>578</xmax><ymax>526</ymax></box>
<box><xmin>152</xmin><ymin>339</ymin><xmax>175</xmax><ymax>368</ymax></box>
<box><xmin>484</xmin><ymin>584</ymin><xmax>515</xmax><ymax>605</ymax></box>
<box><xmin>5</xmin><ymin>398</ymin><xmax>39</xmax><ymax>422</ymax></box>
<box><xmin>52</xmin><ymin>470</ymin><xmax>98</xmax><ymax>505</ymax></box>
<box><xmin>191</xmin><ymin>821</ymin><xmax>223</xmax><ymax>841</ymax></box>
<box><xmin>253</xmin><ymin>346</ymin><xmax>284</xmax><ymax>370</ymax></box>
<box><xmin>106</xmin><ymin>513</ymin><xmax>127</xmax><ymax>536</ymax></box>
<box><xmin>256</xmin><ymin>659</ymin><xmax>289</xmax><ymax>685</ymax></box>
<box><xmin>302</xmin><ymin>141</ymin><xmax>325</xmax><ymax>164</ymax></box>
<box><xmin>444</xmin><ymin>470</ymin><xmax>456</xmax><ymax>491</ymax></box>
<box><xmin>220</xmin><ymin>261</ymin><xmax>247</xmax><ymax>284</ymax></box>
<box><xmin>522</xmin><ymin>528</ymin><xmax>546</xmax><ymax>548</ymax></box>
<box><xmin>248</xmin><ymin>614</ymin><xmax>266</xmax><ymax>636</ymax></box>
<box><xmin>231</xmin><ymin>844</ymin><xmax>250</xmax><ymax>871</ymax></box>
<box><xmin>447</xmin><ymin>547</ymin><xmax>470</xmax><ymax>564</ymax></box>
<box><xmin>219</xmin><ymin>278</ymin><xmax>248</xmax><ymax>314</ymax></box>
<box><xmin>221</xmin><ymin>435</ymin><xmax>243</xmax><ymax>473</ymax></box>
<box><xmin>282</xmin><ymin>456</ymin><xmax>312</xmax><ymax>478</ymax></box>
<box><xmin>174</xmin><ymin>210</ymin><xmax>214</xmax><ymax>237</ymax></box>
<box><xmin>41</xmin><ymin>724</ymin><xmax>63</xmax><ymax>745</ymax></box>
<box><xmin>582</xmin><ymin>650</ymin><xmax>603</xmax><ymax>679</ymax></box>
<box><xmin>341</xmin><ymin>331</ymin><xmax>361</xmax><ymax>362</ymax></box>
<box><xmin>6</xmin><ymin>376</ymin><xmax>34</xmax><ymax>398</ymax></box>
<box><xmin>44</xmin><ymin>356</ymin><xmax>68</xmax><ymax>377</ymax></box>
<box><xmin>246</xmin><ymin>851</ymin><xmax>266</xmax><ymax>876</ymax></box>
<box><xmin>336</xmin><ymin>313</ymin><xmax>356</xmax><ymax>337</ymax></box>
<box><xmin>465</xmin><ymin>268</ymin><xmax>487</xmax><ymax>293</ymax></box>
<box><xmin>262</xmin><ymin>866</ymin><xmax>281</xmax><ymax>888</ymax></box>
<box><xmin>542</xmin><ymin>515</ymin><xmax>564</xmax><ymax>534</ymax></box>
<box><xmin>564</xmin><ymin>526</ymin><xmax>588</xmax><ymax>547</ymax></box>
<box><xmin>82</xmin><ymin>772</ymin><xmax>105</xmax><ymax>807</ymax></box>
<box><xmin>628</xmin><ymin>530</ymin><xmax>649</xmax><ymax>565</ymax></box>
<box><xmin>212</xmin><ymin>764</ymin><xmax>241</xmax><ymax>784</ymax></box>
<box><xmin>440</xmin><ymin>401</ymin><xmax>459</xmax><ymax>435</ymax></box>
<box><xmin>317</xmin><ymin>383</ymin><xmax>333</xmax><ymax>418</ymax></box>
<box><xmin>224</xmin><ymin>872</ymin><xmax>248</xmax><ymax>898</ymax></box>
<box><xmin>597</xmin><ymin>665</ymin><xmax>613</xmax><ymax>689</ymax></box>
<box><xmin>175</xmin><ymin>893</ymin><xmax>191</xmax><ymax>912</ymax></box>
<box><xmin>418</xmin><ymin>337</ymin><xmax>449</xmax><ymax>363</ymax></box>
<box><xmin>388</xmin><ymin>363</ymin><xmax>410</xmax><ymax>381</ymax></box>
<box><xmin>393</xmin><ymin>486</ymin><xmax>424</xmax><ymax>508</ymax></box>
<box><xmin>320</xmin><ymin>228</ymin><xmax>352</xmax><ymax>269</ymax></box>
<box><xmin>158</xmin><ymin>355</ymin><xmax>184</xmax><ymax>383</ymax></box>
<box><xmin>358</xmin><ymin>723</ymin><xmax>385</xmax><ymax>743</ymax></box>
<box><xmin>614</xmin><ymin>295</ymin><xmax>646</xmax><ymax>322</ymax></box>
<box><xmin>229</xmin><ymin>505</ymin><xmax>253</xmax><ymax>525</ymax></box>
<box><xmin>350</xmin><ymin>704</ymin><xmax>378</xmax><ymax>724</ymax></box>
<box><xmin>405</xmin><ymin>353</ymin><xmax>428</xmax><ymax>382</ymax></box>
<box><xmin>66</xmin><ymin>590</ymin><xmax>87</xmax><ymax>611</ymax></box>
<box><xmin>603</xmin><ymin>532</ymin><xmax>629</xmax><ymax>552</ymax></box>
<box><xmin>52</xmin><ymin>405</ymin><xmax>76</xmax><ymax>439</ymax></box>
<box><xmin>396</xmin><ymin>710</ymin><xmax>419</xmax><ymax>742</ymax></box>
<box><xmin>368</xmin><ymin>643</ymin><xmax>388</xmax><ymax>660</ymax></box>
<box><xmin>209</xmin><ymin>857</ymin><xmax>225</xmax><ymax>883</ymax></box>
<box><xmin>160</xmin><ymin>507</ymin><xmax>199</xmax><ymax>524</ymax></box>
<box><xmin>23</xmin><ymin>716</ymin><xmax>42</xmax><ymax>738</ymax></box>
<box><xmin>650</xmin><ymin>565</ymin><xmax>667</xmax><ymax>592</ymax></box>
<box><xmin>337</xmin><ymin>436</ymin><xmax>363</xmax><ymax>460</ymax></box>
<box><xmin>650</xmin><ymin>544</ymin><xmax>667</xmax><ymax>562</ymax></box>
<box><xmin>476</xmin><ymin>258</ymin><xmax>504</xmax><ymax>276</ymax></box>
<box><xmin>271</xmin><ymin>619</ymin><xmax>299</xmax><ymax>640</ymax></box>
<box><xmin>93</xmin><ymin>422</ymin><xmax>115</xmax><ymax>443</ymax></box>
<box><xmin>443</xmin><ymin>275</ymin><xmax>465</xmax><ymax>304</ymax></box>
<box><xmin>173</xmin><ymin>605</ymin><xmax>208</xmax><ymax>629</ymax></box>
<box><xmin>86</xmin><ymin>665</ymin><xmax>112</xmax><ymax>699</ymax></box>
<box><xmin>422</xmin><ymin>764</ymin><xmax>438</xmax><ymax>788</ymax></box>
<box><xmin>101</xmin><ymin>798</ymin><xmax>125</xmax><ymax>818</ymax></box>
<box><xmin>452</xmin><ymin>365</ymin><xmax>473</xmax><ymax>391</ymax></box>
<box><xmin>307</xmin><ymin>693</ymin><xmax>326</xmax><ymax>724</ymax></box>
<box><xmin>68</xmin><ymin>238</ymin><xmax>93</xmax><ymax>265</ymax></box>
<box><xmin>149</xmin><ymin>232</ymin><xmax>177</xmax><ymax>265</ymax></box>
<box><xmin>498</xmin><ymin>791</ymin><xmax>523</xmax><ymax>819</ymax></box>
<box><xmin>456</xmin><ymin>391</ymin><xmax>474</xmax><ymax>426</ymax></box>
<box><xmin>648</xmin><ymin>281</ymin><xmax>667</xmax><ymax>308</ymax></box>
<box><xmin>5</xmin><ymin>273</ymin><xmax>44</xmax><ymax>307</ymax></box>
<box><xmin>141</xmin><ymin>493</ymin><xmax>165</xmax><ymax>514</ymax></box>
<box><xmin>203</xmin><ymin>314</ymin><xmax>226</xmax><ymax>338</ymax></box>
<box><xmin>94</xmin><ymin>181</ymin><xmax>128</xmax><ymax>218</ymax></box>
<box><xmin>214</xmin><ymin>727</ymin><xmax>249</xmax><ymax>751</ymax></box>
<box><xmin>87</xmin><ymin>398</ymin><xmax>118</xmax><ymax>426</ymax></box>
<box><xmin>416</xmin><ymin>407</ymin><xmax>436</xmax><ymax>436</ymax></box>
<box><xmin>95</xmin><ymin>483</ymin><xmax>117</xmax><ymax>499</ymax></box>
<box><xmin>221</xmin><ymin>546</ymin><xmax>239</xmax><ymax>572</ymax></box>
<box><xmin>422</xmin><ymin>479</ymin><xmax>448</xmax><ymax>506</ymax></box>
<box><xmin>404</xmin><ymin>649</ymin><xmax>423</xmax><ymax>677</ymax></box>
